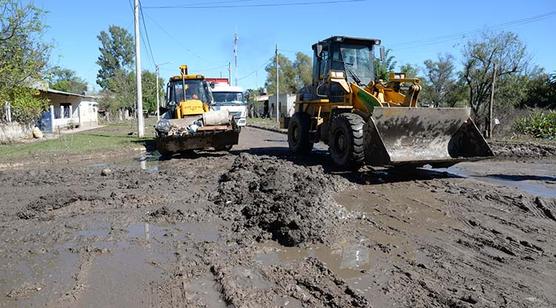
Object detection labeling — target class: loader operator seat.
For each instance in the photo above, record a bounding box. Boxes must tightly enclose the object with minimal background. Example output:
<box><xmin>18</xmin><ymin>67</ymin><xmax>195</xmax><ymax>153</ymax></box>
<box><xmin>328</xmin><ymin>48</ymin><xmax>347</xmax><ymax>102</ymax></box>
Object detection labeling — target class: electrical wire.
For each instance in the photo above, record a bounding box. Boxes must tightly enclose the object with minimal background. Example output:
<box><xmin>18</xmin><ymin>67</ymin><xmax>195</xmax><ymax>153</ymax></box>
<box><xmin>238</xmin><ymin>59</ymin><xmax>273</xmax><ymax>81</ymax></box>
<box><xmin>172</xmin><ymin>0</ymin><xmax>260</xmax><ymax>6</ymax></box>
<box><xmin>144</xmin><ymin>0</ymin><xmax>366</xmax><ymax>9</ymax></box>
<box><xmin>141</xmin><ymin>10</ymin><xmax>217</xmax><ymax>63</ymax></box>
<box><xmin>139</xmin><ymin>0</ymin><xmax>157</xmax><ymax>67</ymax></box>
<box><xmin>391</xmin><ymin>10</ymin><xmax>556</xmax><ymax>50</ymax></box>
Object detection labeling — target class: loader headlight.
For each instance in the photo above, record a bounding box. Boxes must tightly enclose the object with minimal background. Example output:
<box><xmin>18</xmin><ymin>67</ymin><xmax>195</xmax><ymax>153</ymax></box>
<box><xmin>155</xmin><ymin>119</ymin><xmax>172</xmax><ymax>133</ymax></box>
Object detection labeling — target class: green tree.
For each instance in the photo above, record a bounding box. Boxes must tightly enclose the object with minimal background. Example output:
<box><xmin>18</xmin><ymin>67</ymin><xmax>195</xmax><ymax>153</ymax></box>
<box><xmin>520</xmin><ymin>71</ymin><xmax>556</xmax><ymax>109</ymax></box>
<box><xmin>0</xmin><ymin>0</ymin><xmax>50</xmax><ymax>123</ymax></box>
<box><xmin>96</xmin><ymin>25</ymin><xmax>134</xmax><ymax>90</ymax></box>
<box><xmin>141</xmin><ymin>70</ymin><xmax>164</xmax><ymax>114</ymax></box>
<box><xmin>293</xmin><ymin>52</ymin><xmax>312</xmax><ymax>89</ymax></box>
<box><xmin>99</xmin><ymin>70</ymin><xmax>134</xmax><ymax>113</ymax></box>
<box><xmin>265</xmin><ymin>53</ymin><xmax>297</xmax><ymax>94</ymax></box>
<box><xmin>399</xmin><ymin>63</ymin><xmax>418</xmax><ymax>78</ymax></box>
<box><xmin>462</xmin><ymin>31</ymin><xmax>529</xmax><ymax>129</ymax></box>
<box><xmin>99</xmin><ymin>70</ymin><xmax>162</xmax><ymax>114</ymax></box>
<box><xmin>420</xmin><ymin>54</ymin><xmax>462</xmax><ymax>107</ymax></box>
<box><xmin>373</xmin><ymin>48</ymin><xmax>396</xmax><ymax>81</ymax></box>
<box><xmin>47</xmin><ymin>66</ymin><xmax>88</xmax><ymax>94</ymax></box>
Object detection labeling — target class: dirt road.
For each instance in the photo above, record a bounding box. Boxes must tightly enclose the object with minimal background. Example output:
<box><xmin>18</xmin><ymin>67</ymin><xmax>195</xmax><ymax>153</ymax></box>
<box><xmin>1</xmin><ymin>127</ymin><xmax>555</xmax><ymax>307</ymax></box>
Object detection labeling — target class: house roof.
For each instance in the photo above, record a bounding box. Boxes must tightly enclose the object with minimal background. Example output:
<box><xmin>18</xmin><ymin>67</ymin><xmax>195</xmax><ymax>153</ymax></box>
<box><xmin>40</xmin><ymin>88</ymin><xmax>99</xmax><ymax>100</ymax></box>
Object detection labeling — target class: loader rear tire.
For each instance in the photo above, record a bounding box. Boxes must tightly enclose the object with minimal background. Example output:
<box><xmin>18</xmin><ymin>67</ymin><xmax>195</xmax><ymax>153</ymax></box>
<box><xmin>329</xmin><ymin>113</ymin><xmax>365</xmax><ymax>168</ymax></box>
<box><xmin>288</xmin><ymin>112</ymin><xmax>313</xmax><ymax>154</ymax></box>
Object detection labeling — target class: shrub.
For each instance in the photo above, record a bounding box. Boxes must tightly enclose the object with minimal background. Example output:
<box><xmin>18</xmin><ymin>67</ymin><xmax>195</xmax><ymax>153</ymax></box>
<box><xmin>8</xmin><ymin>87</ymin><xmax>49</xmax><ymax>124</ymax></box>
<box><xmin>513</xmin><ymin>111</ymin><xmax>556</xmax><ymax>139</ymax></box>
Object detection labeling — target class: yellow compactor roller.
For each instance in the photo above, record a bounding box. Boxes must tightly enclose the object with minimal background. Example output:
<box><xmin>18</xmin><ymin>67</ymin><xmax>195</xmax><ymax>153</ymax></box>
<box><xmin>288</xmin><ymin>36</ymin><xmax>493</xmax><ymax>168</ymax></box>
<box><xmin>155</xmin><ymin>65</ymin><xmax>239</xmax><ymax>156</ymax></box>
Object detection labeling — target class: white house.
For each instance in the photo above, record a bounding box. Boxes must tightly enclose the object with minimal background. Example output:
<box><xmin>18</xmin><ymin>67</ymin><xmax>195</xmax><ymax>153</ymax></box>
<box><xmin>38</xmin><ymin>88</ymin><xmax>99</xmax><ymax>133</ymax></box>
<box><xmin>268</xmin><ymin>93</ymin><xmax>296</xmax><ymax>118</ymax></box>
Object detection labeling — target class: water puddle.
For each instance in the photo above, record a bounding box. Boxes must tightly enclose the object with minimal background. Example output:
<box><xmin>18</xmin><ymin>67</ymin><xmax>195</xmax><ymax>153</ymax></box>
<box><xmin>185</xmin><ymin>273</ymin><xmax>227</xmax><ymax>308</ymax></box>
<box><xmin>126</xmin><ymin>222</ymin><xmax>220</xmax><ymax>242</ymax></box>
<box><xmin>136</xmin><ymin>153</ymin><xmax>160</xmax><ymax>173</ymax></box>
<box><xmin>255</xmin><ymin>240</ymin><xmax>371</xmax><ymax>280</ymax></box>
<box><xmin>436</xmin><ymin>163</ymin><xmax>556</xmax><ymax>198</ymax></box>
<box><xmin>78</xmin><ymin>227</ymin><xmax>110</xmax><ymax>239</ymax></box>
<box><xmin>87</xmin><ymin>153</ymin><xmax>162</xmax><ymax>174</ymax></box>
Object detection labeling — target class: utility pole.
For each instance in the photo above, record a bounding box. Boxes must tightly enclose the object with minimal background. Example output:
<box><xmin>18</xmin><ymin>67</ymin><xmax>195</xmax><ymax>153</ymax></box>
<box><xmin>488</xmin><ymin>63</ymin><xmax>496</xmax><ymax>139</ymax></box>
<box><xmin>275</xmin><ymin>44</ymin><xmax>279</xmax><ymax>123</ymax></box>
<box><xmin>154</xmin><ymin>62</ymin><xmax>171</xmax><ymax>121</ymax></box>
<box><xmin>155</xmin><ymin>65</ymin><xmax>160</xmax><ymax>120</ymax></box>
<box><xmin>228</xmin><ymin>62</ymin><xmax>232</xmax><ymax>85</ymax></box>
<box><xmin>233</xmin><ymin>33</ymin><xmax>238</xmax><ymax>86</ymax></box>
<box><xmin>133</xmin><ymin>0</ymin><xmax>144</xmax><ymax>137</ymax></box>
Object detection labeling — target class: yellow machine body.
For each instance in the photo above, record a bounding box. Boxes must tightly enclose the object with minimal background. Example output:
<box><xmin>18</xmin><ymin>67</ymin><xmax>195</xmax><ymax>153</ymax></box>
<box><xmin>154</xmin><ymin>65</ymin><xmax>240</xmax><ymax>155</ymax></box>
<box><xmin>288</xmin><ymin>36</ymin><xmax>493</xmax><ymax>168</ymax></box>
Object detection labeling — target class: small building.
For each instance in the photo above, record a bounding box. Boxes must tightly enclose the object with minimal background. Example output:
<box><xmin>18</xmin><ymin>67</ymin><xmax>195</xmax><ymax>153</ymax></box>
<box><xmin>38</xmin><ymin>88</ymin><xmax>99</xmax><ymax>133</ymax></box>
<box><xmin>268</xmin><ymin>94</ymin><xmax>296</xmax><ymax>118</ymax></box>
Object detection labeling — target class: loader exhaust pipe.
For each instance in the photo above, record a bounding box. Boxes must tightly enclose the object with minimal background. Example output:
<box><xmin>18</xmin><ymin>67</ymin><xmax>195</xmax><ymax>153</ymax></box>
<box><xmin>365</xmin><ymin>107</ymin><xmax>493</xmax><ymax>168</ymax></box>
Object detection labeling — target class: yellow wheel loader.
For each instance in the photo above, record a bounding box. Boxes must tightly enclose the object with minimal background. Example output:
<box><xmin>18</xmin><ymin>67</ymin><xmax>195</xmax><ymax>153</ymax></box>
<box><xmin>155</xmin><ymin>65</ymin><xmax>239</xmax><ymax>156</ymax></box>
<box><xmin>288</xmin><ymin>36</ymin><xmax>493</xmax><ymax>168</ymax></box>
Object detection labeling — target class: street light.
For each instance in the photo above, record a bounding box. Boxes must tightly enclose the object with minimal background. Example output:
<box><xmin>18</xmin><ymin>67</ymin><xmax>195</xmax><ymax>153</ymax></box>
<box><xmin>155</xmin><ymin>62</ymin><xmax>172</xmax><ymax>120</ymax></box>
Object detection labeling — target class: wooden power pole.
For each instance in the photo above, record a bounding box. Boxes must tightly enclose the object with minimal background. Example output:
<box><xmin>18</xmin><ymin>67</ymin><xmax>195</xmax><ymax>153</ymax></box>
<box><xmin>488</xmin><ymin>63</ymin><xmax>496</xmax><ymax>139</ymax></box>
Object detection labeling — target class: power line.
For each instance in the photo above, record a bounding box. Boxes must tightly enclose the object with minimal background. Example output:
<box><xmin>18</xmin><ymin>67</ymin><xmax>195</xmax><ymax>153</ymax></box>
<box><xmin>144</xmin><ymin>0</ymin><xmax>366</xmax><ymax>9</ymax></box>
<box><xmin>197</xmin><ymin>64</ymin><xmax>230</xmax><ymax>73</ymax></box>
<box><xmin>391</xmin><ymin>10</ymin><xmax>556</xmax><ymax>50</ymax></box>
<box><xmin>141</xmin><ymin>10</ymin><xmax>216</xmax><ymax>63</ymax></box>
<box><xmin>176</xmin><ymin>0</ymin><xmax>259</xmax><ymax>6</ymax></box>
<box><xmin>139</xmin><ymin>0</ymin><xmax>157</xmax><ymax>67</ymax></box>
<box><xmin>238</xmin><ymin>59</ymin><xmax>272</xmax><ymax>81</ymax></box>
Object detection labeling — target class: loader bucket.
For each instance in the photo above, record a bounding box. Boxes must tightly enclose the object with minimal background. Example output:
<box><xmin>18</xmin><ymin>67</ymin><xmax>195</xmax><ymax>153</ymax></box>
<box><xmin>365</xmin><ymin>107</ymin><xmax>493</xmax><ymax>167</ymax></box>
<box><xmin>156</xmin><ymin>125</ymin><xmax>239</xmax><ymax>155</ymax></box>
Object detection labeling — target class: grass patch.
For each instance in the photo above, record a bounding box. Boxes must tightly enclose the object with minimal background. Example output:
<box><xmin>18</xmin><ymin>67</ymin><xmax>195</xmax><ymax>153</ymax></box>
<box><xmin>0</xmin><ymin>119</ymin><xmax>156</xmax><ymax>161</ymax></box>
<box><xmin>248</xmin><ymin>117</ymin><xmax>281</xmax><ymax>130</ymax></box>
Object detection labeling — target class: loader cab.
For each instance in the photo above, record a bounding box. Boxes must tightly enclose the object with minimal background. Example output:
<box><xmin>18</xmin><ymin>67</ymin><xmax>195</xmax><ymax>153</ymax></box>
<box><xmin>313</xmin><ymin>36</ymin><xmax>380</xmax><ymax>86</ymax></box>
<box><xmin>165</xmin><ymin>75</ymin><xmax>213</xmax><ymax>118</ymax></box>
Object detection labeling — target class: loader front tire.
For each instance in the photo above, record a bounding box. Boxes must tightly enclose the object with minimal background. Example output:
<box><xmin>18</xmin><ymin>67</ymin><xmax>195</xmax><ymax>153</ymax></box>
<box><xmin>329</xmin><ymin>113</ymin><xmax>365</xmax><ymax>168</ymax></box>
<box><xmin>288</xmin><ymin>112</ymin><xmax>313</xmax><ymax>154</ymax></box>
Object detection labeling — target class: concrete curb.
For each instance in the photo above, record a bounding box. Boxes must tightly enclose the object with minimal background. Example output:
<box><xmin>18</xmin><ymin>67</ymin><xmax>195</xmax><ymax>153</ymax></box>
<box><xmin>247</xmin><ymin>124</ymin><xmax>287</xmax><ymax>135</ymax></box>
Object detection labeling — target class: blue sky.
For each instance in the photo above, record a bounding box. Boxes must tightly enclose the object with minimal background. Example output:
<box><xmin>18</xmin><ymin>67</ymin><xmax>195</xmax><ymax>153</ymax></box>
<box><xmin>34</xmin><ymin>0</ymin><xmax>555</xmax><ymax>92</ymax></box>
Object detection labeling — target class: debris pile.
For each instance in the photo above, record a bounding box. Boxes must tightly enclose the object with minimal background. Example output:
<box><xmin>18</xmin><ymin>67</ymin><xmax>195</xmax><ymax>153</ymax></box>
<box><xmin>213</xmin><ymin>153</ymin><xmax>351</xmax><ymax>246</ymax></box>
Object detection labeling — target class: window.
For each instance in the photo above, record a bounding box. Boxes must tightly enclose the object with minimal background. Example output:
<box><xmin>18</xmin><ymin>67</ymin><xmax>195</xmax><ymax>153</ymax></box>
<box><xmin>339</xmin><ymin>44</ymin><xmax>374</xmax><ymax>85</ymax></box>
<box><xmin>170</xmin><ymin>79</ymin><xmax>210</xmax><ymax>103</ymax></box>
<box><xmin>212</xmin><ymin>92</ymin><xmax>246</xmax><ymax>105</ymax></box>
<box><xmin>319</xmin><ymin>49</ymin><xmax>329</xmax><ymax>80</ymax></box>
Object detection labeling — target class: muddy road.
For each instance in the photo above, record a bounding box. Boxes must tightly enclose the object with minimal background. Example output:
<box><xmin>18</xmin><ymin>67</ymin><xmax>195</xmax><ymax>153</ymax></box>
<box><xmin>1</xmin><ymin>127</ymin><xmax>555</xmax><ymax>307</ymax></box>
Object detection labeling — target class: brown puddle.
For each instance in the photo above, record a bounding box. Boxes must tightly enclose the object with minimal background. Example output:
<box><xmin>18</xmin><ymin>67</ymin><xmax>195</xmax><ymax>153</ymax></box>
<box><xmin>440</xmin><ymin>161</ymin><xmax>556</xmax><ymax>198</ymax></box>
<box><xmin>2</xmin><ymin>221</ymin><xmax>221</xmax><ymax>307</ymax></box>
<box><xmin>255</xmin><ymin>239</ymin><xmax>371</xmax><ymax>280</ymax></box>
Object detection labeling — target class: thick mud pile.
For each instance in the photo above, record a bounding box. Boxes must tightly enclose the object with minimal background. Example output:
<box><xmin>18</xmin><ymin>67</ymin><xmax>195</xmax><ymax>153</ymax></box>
<box><xmin>213</xmin><ymin>153</ymin><xmax>351</xmax><ymax>246</ymax></box>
